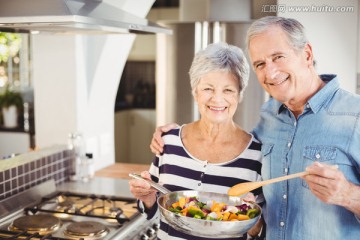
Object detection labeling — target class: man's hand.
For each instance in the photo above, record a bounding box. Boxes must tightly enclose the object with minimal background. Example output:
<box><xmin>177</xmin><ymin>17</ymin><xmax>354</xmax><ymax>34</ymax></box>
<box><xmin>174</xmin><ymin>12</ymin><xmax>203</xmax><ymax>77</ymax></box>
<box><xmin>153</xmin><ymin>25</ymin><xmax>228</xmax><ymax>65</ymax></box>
<box><xmin>149</xmin><ymin>123</ymin><xmax>179</xmax><ymax>155</ymax></box>
<box><xmin>304</xmin><ymin>161</ymin><xmax>360</xmax><ymax>216</ymax></box>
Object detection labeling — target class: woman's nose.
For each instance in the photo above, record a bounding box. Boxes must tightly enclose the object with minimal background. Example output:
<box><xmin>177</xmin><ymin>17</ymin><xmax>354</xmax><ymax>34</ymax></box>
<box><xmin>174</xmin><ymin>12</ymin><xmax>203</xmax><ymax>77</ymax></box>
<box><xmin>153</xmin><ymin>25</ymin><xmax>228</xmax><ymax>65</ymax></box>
<box><xmin>210</xmin><ymin>90</ymin><xmax>225</xmax><ymax>102</ymax></box>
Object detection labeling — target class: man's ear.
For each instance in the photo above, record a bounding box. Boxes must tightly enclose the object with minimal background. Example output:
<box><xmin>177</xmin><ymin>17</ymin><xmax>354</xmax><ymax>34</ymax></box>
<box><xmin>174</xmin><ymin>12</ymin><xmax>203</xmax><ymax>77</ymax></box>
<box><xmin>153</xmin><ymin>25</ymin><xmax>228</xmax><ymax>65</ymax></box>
<box><xmin>304</xmin><ymin>43</ymin><xmax>314</xmax><ymax>67</ymax></box>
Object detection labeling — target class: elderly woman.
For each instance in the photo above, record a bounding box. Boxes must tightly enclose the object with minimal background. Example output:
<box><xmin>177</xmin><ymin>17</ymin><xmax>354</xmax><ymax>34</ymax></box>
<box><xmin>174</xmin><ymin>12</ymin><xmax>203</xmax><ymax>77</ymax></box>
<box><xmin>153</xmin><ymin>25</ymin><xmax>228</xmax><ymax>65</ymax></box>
<box><xmin>129</xmin><ymin>42</ymin><xmax>264</xmax><ymax>240</ymax></box>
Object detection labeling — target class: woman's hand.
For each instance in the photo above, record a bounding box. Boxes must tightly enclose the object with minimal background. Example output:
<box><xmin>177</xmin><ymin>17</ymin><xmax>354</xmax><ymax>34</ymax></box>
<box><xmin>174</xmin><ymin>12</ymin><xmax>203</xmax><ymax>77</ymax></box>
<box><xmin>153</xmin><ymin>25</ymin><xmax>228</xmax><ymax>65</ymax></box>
<box><xmin>247</xmin><ymin>216</ymin><xmax>264</xmax><ymax>239</ymax></box>
<box><xmin>149</xmin><ymin>123</ymin><xmax>179</xmax><ymax>155</ymax></box>
<box><xmin>129</xmin><ymin>171</ymin><xmax>158</xmax><ymax>209</ymax></box>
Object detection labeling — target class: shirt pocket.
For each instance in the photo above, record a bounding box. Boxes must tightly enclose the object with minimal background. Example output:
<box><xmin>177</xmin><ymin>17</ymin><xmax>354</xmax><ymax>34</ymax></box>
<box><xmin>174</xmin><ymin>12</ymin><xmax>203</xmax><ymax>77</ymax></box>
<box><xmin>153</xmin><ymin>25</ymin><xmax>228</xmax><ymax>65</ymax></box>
<box><xmin>302</xmin><ymin>146</ymin><xmax>337</xmax><ymax>189</ymax></box>
<box><xmin>261</xmin><ymin>143</ymin><xmax>274</xmax><ymax>180</ymax></box>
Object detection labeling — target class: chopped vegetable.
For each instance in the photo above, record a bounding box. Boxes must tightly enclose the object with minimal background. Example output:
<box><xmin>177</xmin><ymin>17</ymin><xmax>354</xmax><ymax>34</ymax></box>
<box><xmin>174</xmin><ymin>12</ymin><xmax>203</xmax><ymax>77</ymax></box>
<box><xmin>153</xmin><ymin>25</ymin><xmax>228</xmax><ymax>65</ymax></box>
<box><xmin>168</xmin><ymin>196</ymin><xmax>259</xmax><ymax>221</ymax></box>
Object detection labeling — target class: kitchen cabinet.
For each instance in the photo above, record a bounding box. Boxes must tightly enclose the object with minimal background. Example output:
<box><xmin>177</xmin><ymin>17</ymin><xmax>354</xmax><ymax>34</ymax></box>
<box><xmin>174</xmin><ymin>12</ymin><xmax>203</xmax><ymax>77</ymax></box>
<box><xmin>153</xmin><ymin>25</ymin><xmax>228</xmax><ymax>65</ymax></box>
<box><xmin>0</xmin><ymin>132</ymin><xmax>30</xmax><ymax>157</ymax></box>
<box><xmin>114</xmin><ymin>109</ymin><xmax>156</xmax><ymax>165</ymax></box>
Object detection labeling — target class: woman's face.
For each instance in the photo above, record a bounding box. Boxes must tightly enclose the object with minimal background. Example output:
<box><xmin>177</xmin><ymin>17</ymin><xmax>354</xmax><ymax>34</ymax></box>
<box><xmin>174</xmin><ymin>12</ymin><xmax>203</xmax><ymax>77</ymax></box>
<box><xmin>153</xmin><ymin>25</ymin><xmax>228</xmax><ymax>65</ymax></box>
<box><xmin>194</xmin><ymin>71</ymin><xmax>240</xmax><ymax>124</ymax></box>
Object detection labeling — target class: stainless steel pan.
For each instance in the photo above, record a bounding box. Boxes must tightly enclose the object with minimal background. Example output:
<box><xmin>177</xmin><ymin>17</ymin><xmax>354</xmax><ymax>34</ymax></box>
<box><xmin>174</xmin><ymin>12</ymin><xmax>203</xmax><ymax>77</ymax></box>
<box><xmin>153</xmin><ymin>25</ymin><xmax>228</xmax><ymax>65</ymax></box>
<box><xmin>129</xmin><ymin>173</ymin><xmax>262</xmax><ymax>238</ymax></box>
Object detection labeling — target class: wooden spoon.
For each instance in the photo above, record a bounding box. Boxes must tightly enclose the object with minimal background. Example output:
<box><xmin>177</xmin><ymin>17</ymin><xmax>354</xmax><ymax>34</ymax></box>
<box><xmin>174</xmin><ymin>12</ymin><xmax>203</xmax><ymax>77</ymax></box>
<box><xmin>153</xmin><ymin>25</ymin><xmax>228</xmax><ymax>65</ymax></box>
<box><xmin>228</xmin><ymin>171</ymin><xmax>308</xmax><ymax>196</ymax></box>
<box><xmin>228</xmin><ymin>164</ymin><xmax>339</xmax><ymax>196</ymax></box>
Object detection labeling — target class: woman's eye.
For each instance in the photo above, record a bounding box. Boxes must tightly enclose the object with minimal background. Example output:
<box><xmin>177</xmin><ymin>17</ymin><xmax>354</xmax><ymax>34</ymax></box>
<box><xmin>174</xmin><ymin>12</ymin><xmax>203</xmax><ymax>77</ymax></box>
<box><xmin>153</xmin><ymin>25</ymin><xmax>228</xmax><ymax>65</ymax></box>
<box><xmin>225</xmin><ymin>89</ymin><xmax>234</xmax><ymax>92</ymax></box>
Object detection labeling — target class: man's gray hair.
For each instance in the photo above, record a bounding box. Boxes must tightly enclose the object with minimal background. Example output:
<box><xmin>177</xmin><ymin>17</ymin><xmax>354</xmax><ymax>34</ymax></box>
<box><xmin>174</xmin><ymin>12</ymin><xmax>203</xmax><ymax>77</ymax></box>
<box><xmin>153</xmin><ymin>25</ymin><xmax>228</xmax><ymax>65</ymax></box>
<box><xmin>189</xmin><ymin>42</ymin><xmax>249</xmax><ymax>102</ymax></box>
<box><xmin>246</xmin><ymin>16</ymin><xmax>309</xmax><ymax>52</ymax></box>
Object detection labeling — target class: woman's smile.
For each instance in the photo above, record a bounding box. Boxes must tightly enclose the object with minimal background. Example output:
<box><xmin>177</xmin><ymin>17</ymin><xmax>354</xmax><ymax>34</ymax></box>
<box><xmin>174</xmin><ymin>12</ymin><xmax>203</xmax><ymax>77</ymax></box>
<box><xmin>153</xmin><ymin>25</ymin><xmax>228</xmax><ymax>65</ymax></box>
<box><xmin>208</xmin><ymin>106</ymin><xmax>227</xmax><ymax>111</ymax></box>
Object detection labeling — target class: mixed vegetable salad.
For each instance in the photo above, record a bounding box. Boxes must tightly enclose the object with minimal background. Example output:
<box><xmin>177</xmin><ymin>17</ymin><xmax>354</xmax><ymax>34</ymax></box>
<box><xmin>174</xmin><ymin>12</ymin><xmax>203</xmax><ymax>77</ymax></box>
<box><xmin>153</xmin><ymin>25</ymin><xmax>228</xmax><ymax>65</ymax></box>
<box><xmin>168</xmin><ymin>196</ymin><xmax>260</xmax><ymax>221</ymax></box>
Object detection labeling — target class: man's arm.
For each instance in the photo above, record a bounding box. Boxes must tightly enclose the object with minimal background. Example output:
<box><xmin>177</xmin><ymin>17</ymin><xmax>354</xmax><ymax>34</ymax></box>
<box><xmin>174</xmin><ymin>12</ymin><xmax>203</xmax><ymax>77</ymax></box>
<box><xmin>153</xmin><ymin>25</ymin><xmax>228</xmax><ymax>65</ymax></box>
<box><xmin>149</xmin><ymin>123</ymin><xmax>179</xmax><ymax>155</ymax></box>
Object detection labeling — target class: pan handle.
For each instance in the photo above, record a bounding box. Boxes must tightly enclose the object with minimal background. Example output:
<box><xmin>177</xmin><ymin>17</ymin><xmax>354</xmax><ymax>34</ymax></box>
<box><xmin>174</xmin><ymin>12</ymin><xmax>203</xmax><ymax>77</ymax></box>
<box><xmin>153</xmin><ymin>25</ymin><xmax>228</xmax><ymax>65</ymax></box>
<box><xmin>129</xmin><ymin>173</ymin><xmax>171</xmax><ymax>194</ymax></box>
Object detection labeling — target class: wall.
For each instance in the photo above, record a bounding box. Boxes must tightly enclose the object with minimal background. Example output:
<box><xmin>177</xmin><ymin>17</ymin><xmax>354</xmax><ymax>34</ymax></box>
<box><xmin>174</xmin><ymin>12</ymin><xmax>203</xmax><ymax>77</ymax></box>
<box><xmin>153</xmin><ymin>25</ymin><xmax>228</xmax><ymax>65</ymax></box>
<box><xmin>0</xmin><ymin>132</ymin><xmax>30</xmax><ymax>156</ymax></box>
<box><xmin>127</xmin><ymin>7</ymin><xmax>179</xmax><ymax>62</ymax></box>
<box><xmin>33</xmin><ymin>0</ymin><xmax>155</xmax><ymax>171</ymax></box>
<box><xmin>277</xmin><ymin>0</ymin><xmax>359</xmax><ymax>93</ymax></box>
<box><xmin>179</xmin><ymin>0</ymin><xmax>252</xmax><ymax>21</ymax></box>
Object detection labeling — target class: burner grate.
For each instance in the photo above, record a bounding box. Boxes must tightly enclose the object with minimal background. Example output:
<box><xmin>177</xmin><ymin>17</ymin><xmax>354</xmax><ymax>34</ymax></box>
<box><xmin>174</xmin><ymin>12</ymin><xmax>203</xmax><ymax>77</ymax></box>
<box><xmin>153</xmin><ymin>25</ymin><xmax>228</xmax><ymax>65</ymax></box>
<box><xmin>24</xmin><ymin>192</ymin><xmax>138</xmax><ymax>225</ymax></box>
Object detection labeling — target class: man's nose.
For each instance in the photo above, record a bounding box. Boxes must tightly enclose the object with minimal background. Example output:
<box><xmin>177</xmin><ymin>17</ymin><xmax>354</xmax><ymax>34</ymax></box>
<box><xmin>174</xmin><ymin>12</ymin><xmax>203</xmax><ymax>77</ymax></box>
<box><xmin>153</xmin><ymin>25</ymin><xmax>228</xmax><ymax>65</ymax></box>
<box><xmin>265</xmin><ymin>62</ymin><xmax>278</xmax><ymax>80</ymax></box>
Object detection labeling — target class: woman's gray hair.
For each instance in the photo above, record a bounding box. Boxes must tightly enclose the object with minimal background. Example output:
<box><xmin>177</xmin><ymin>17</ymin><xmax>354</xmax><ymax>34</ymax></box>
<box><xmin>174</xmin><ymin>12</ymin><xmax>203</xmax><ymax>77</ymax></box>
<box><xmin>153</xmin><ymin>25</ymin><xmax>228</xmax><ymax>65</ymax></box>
<box><xmin>246</xmin><ymin>16</ymin><xmax>316</xmax><ymax>66</ymax></box>
<box><xmin>189</xmin><ymin>42</ymin><xmax>249</xmax><ymax>102</ymax></box>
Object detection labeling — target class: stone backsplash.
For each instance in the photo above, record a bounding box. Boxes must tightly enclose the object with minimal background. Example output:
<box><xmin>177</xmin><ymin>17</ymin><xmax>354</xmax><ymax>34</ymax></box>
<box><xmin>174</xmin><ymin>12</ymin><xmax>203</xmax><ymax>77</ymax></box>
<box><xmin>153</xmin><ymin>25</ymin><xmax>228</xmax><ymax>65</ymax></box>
<box><xmin>0</xmin><ymin>146</ymin><xmax>74</xmax><ymax>200</ymax></box>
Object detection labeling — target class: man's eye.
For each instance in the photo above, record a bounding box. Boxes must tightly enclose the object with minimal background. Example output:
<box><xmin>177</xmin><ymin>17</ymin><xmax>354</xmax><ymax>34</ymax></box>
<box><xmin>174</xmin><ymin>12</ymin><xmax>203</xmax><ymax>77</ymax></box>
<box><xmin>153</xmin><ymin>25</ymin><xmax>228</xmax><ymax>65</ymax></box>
<box><xmin>255</xmin><ymin>63</ymin><xmax>264</xmax><ymax>69</ymax></box>
<box><xmin>204</xmin><ymin>88</ymin><xmax>212</xmax><ymax>91</ymax></box>
<box><xmin>274</xmin><ymin>55</ymin><xmax>284</xmax><ymax>61</ymax></box>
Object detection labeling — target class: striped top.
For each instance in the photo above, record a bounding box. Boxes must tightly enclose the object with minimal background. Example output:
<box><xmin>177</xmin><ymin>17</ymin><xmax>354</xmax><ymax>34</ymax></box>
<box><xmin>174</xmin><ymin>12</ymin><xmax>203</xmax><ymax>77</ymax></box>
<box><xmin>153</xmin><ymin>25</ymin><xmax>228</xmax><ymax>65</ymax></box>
<box><xmin>145</xmin><ymin>125</ymin><xmax>263</xmax><ymax>240</ymax></box>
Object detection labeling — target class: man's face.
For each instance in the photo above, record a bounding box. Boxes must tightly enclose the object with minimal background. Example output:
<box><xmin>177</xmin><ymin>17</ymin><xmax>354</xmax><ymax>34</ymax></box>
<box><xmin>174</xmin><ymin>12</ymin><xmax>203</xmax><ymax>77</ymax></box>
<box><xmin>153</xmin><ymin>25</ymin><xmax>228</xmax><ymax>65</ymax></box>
<box><xmin>248</xmin><ymin>26</ymin><xmax>314</xmax><ymax>108</ymax></box>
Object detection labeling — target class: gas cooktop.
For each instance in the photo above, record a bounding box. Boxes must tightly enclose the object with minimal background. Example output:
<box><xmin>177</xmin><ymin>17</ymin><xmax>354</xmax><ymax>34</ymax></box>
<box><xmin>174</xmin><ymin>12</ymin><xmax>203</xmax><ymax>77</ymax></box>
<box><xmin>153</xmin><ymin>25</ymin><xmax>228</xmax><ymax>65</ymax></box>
<box><xmin>0</xmin><ymin>179</ymin><xmax>159</xmax><ymax>240</ymax></box>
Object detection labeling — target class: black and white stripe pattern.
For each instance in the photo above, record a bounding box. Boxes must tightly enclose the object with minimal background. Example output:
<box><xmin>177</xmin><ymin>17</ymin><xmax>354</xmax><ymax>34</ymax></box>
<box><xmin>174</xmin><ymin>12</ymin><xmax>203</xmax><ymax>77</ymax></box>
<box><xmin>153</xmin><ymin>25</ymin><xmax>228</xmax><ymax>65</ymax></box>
<box><xmin>146</xmin><ymin>126</ymin><xmax>263</xmax><ymax>240</ymax></box>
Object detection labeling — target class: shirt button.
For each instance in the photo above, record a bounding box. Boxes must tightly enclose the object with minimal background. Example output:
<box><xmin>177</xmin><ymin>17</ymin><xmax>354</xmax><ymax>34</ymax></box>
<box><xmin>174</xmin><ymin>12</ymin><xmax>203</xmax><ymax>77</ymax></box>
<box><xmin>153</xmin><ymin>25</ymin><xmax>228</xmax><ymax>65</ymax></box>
<box><xmin>283</xmin><ymin>194</ymin><xmax>287</xmax><ymax>199</ymax></box>
<box><xmin>315</xmin><ymin>153</ymin><xmax>321</xmax><ymax>159</ymax></box>
<box><xmin>280</xmin><ymin>221</ymin><xmax>285</xmax><ymax>227</ymax></box>
<box><xmin>287</xmin><ymin>142</ymin><xmax>291</xmax><ymax>148</ymax></box>
<box><xmin>294</xmin><ymin>122</ymin><xmax>297</xmax><ymax>126</ymax></box>
<box><xmin>306</xmin><ymin>104</ymin><xmax>310</xmax><ymax>108</ymax></box>
<box><xmin>198</xmin><ymin>183</ymin><xmax>201</xmax><ymax>186</ymax></box>
<box><xmin>284</xmin><ymin>168</ymin><xmax>288</xmax><ymax>173</ymax></box>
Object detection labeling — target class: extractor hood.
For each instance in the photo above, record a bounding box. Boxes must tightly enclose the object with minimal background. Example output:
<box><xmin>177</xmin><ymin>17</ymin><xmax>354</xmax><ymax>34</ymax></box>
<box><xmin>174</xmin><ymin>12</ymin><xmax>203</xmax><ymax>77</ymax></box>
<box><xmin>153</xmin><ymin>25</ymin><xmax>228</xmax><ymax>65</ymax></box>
<box><xmin>0</xmin><ymin>0</ymin><xmax>172</xmax><ymax>35</ymax></box>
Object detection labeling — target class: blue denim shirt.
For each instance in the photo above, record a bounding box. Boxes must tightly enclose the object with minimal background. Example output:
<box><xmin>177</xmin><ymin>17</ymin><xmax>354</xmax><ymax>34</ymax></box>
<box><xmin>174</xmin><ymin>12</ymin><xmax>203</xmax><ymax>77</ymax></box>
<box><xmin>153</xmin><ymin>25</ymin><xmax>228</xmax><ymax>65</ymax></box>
<box><xmin>252</xmin><ymin>75</ymin><xmax>360</xmax><ymax>240</ymax></box>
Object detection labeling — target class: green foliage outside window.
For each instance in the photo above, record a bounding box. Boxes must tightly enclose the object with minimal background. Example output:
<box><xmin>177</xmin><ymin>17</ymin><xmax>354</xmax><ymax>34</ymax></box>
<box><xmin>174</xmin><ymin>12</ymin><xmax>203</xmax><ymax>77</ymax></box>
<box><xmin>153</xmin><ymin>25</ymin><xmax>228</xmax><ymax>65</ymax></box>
<box><xmin>0</xmin><ymin>32</ymin><xmax>21</xmax><ymax>64</ymax></box>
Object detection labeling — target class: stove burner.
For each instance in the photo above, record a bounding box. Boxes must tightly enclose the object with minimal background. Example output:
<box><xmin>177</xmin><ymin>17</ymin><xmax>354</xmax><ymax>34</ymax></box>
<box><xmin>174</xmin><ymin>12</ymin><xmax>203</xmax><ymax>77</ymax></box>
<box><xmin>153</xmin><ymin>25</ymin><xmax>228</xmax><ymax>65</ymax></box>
<box><xmin>57</xmin><ymin>199</ymin><xmax>76</xmax><ymax>212</ymax></box>
<box><xmin>64</xmin><ymin>221</ymin><xmax>109</xmax><ymax>239</ymax></box>
<box><xmin>8</xmin><ymin>215</ymin><xmax>62</xmax><ymax>235</ymax></box>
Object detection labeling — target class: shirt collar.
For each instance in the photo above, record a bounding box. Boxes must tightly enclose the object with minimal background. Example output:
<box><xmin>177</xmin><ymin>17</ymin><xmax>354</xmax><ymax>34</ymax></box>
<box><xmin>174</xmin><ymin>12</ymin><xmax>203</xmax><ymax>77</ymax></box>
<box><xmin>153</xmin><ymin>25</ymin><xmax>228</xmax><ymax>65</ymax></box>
<box><xmin>277</xmin><ymin>74</ymin><xmax>339</xmax><ymax>114</ymax></box>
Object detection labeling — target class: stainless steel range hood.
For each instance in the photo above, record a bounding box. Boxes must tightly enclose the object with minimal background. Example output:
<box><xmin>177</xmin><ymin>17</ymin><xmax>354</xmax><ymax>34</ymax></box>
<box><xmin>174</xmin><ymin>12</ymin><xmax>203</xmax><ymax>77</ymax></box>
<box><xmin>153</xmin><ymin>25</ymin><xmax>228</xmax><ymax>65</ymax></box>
<box><xmin>0</xmin><ymin>0</ymin><xmax>172</xmax><ymax>35</ymax></box>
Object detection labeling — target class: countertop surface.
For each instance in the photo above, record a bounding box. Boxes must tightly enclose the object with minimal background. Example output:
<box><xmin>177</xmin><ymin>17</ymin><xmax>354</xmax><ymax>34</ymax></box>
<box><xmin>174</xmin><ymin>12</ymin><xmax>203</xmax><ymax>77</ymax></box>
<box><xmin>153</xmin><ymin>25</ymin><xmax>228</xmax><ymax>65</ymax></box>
<box><xmin>95</xmin><ymin>162</ymin><xmax>149</xmax><ymax>180</ymax></box>
<box><xmin>57</xmin><ymin>177</ymin><xmax>133</xmax><ymax>198</ymax></box>
<box><xmin>57</xmin><ymin>163</ymin><xmax>150</xmax><ymax>198</ymax></box>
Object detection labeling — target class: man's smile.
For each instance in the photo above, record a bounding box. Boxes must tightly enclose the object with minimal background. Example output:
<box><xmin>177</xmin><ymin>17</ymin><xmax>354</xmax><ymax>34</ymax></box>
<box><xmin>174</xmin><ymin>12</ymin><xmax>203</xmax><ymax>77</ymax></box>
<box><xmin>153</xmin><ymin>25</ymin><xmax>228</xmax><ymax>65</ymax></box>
<box><xmin>265</xmin><ymin>73</ymin><xmax>290</xmax><ymax>86</ymax></box>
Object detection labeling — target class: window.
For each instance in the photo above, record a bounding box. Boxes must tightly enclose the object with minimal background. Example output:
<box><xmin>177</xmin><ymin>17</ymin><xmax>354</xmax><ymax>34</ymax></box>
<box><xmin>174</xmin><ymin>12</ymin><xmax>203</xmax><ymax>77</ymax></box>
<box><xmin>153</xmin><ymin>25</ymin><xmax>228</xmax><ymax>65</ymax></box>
<box><xmin>0</xmin><ymin>32</ymin><xmax>34</xmax><ymax>141</ymax></box>
<box><xmin>0</xmin><ymin>32</ymin><xmax>32</xmax><ymax>89</ymax></box>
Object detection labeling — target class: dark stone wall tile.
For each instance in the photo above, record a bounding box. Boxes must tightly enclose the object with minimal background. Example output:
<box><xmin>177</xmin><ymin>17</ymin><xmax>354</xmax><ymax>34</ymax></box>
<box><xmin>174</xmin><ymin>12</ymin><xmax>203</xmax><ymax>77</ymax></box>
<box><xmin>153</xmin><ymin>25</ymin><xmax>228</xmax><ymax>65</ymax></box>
<box><xmin>0</xmin><ymin>149</ymin><xmax>74</xmax><ymax>200</ymax></box>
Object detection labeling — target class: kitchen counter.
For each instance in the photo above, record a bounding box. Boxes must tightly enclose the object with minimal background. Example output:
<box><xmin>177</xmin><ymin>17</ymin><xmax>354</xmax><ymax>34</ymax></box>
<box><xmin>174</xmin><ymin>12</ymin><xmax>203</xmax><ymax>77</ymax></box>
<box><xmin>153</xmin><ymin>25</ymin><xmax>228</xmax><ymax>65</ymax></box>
<box><xmin>57</xmin><ymin>163</ymin><xmax>149</xmax><ymax>198</ymax></box>
<box><xmin>95</xmin><ymin>162</ymin><xmax>149</xmax><ymax>179</ymax></box>
<box><xmin>57</xmin><ymin>177</ymin><xmax>134</xmax><ymax>198</ymax></box>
